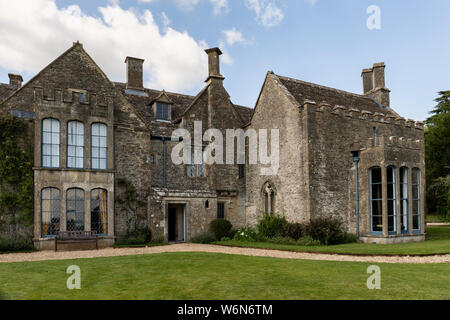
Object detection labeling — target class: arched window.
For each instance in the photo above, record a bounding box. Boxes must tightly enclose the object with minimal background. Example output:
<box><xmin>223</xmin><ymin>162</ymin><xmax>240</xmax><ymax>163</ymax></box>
<box><xmin>42</xmin><ymin>118</ymin><xmax>60</xmax><ymax>168</ymax></box>
<box><xmin>67</xmin><ymin>121</ymin><xmax>85</xmax><ymax>169</ymax></box>
<box><xmin>91</xmin><ymin>189</ymin><xmax>108</xmax><ymax>235</ymax></box>
<box><xmin>91</xmin><ymin>123</ymin><xmax>108</xmax><ymax>170</ymax></box>
<box><xmin>41</xmin><ymin>188</ymin><xmax>60</xmax><ymax>237</ymax></box>
<box><xmin>412</xmin><ymin>168</ymin><xmax>421</xmax><ymax>232</ymax></box>
<box><xmin>67</xmin><ymin>188</ymin><xmax>85</xmax><ymax>231</ymax></box>
<box><xmin>387</xmin><ymin>166</ymin><xmax>397</xmax><ymax>233</ymax></box>
<box><xmin>263</xmin><ymin>182</ymin><xmax>275</xmax><ymax>214</ymax></box>
<box><xmin>399</xmin><ymin>167</ymin><xmax>409</xmax><ymax>233</ymax></box>
<box><xmin>369</xmin><ymin>167</ymin><xmax>383</xmax><ymax>233</ymax></box>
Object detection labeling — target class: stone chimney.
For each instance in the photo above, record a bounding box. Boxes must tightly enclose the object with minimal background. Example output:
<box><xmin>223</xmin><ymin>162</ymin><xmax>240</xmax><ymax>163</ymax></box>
<box><xmin>125</xmin><ymin>57</ymin><xmax>144</xmax><ymax>91</ymax></box>
<box><xmin>8</xmin><ymin>73</ymin><xmax>23</xmax><ymax>89</ymax></box>
<box><xmin>205</xmin><ymin>48</ymin><xmax>224</xmax><ymax>81</ymax></box>
<box><xmin>361</xmin><ymin>68</ymin><xmax>373</xmax><ymax>94</ymax></box>
<box><xmin>361</xmin><ymin>62</ymin><xmax>390</xmax><ymax>107</ymax></box>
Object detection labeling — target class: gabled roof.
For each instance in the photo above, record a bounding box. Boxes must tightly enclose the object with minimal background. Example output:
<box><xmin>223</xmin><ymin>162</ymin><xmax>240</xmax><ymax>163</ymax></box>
<box><xmin>276</xmin><ymin>74</ymin><xmax>397</xmax><ymax>115</ymax></box>
<box><xmin>234</xmin><ymin>104</ymin><xmax>253</xmax><ymax>125</ymax></box>
<box><xmin>115</xmin><ymin>82</ymin><xmax>253</xmax><ymax>135</ymax></box>
<box><xmin>115</xmin><ymin>82</ymin><xmax>194</xmax><ymax>130</ymax></box>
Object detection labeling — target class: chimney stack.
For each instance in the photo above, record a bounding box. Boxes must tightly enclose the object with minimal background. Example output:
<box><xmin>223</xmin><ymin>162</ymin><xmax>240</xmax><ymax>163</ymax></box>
<box><xmin>205</xmin><ymin>48</ymin><xmax>224</xmax><ymax>81</ymax></box>
<box><xmin>8</xmin><ymin>73</ymin><xmax>23</xmax><ymax>89</ymax></box>
<box><xmin>372</xmin><ymin>62</ymin><xmax>385</xmax><ymax>89</ymax></box>
<box><xmin>125</xmin><ymin>57</ymin><xmax>144</xmax><ymax>91</ymax></box>
<box><xmin>361</xmin><ymin>62</ymin><xmax>390</xmax><ymax>107</ymax></box>
<box><xmin>361</xmin><ymin>68</ymin><xmax>374</xmax><ymax>94</ymax></box>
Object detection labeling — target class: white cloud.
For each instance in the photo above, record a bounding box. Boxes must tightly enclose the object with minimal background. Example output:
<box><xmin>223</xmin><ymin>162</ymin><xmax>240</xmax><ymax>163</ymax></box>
<box><xmin>161</xmin><ymin>11</ymin><xmax>171</xmax><ymax>27</ymax></box>
<box><xmin>0</xmin><ymin>0</ymin><xmax>210</xmax><ymax>92</ymax></box>
<box><xmin>210</xmin><ymin>0</ymin><xmax>229</xmax><ymax>15</ymax></box>
<box><xmin>174</xmin><ymin>0</ymin><xmax>228</xmax><ymax>15</ymax></box>
<box><xmin>245</xmin><ymin>0</ymin><xmax>284</xmax><ymax>27</ymax></box>
<box><xmin>223</xmin><ymin>28</ymin><xmax>244</xmax><ymax>46</ymax></box>
<box><xmin>175</xmin><ymin>0</ymin><xmax>200</xmax><ymax>11</ymax></box>
<box><xmin>218</xmin><ymin>41</ymin><xmax>233</xmax><ymax>65</ymax></box>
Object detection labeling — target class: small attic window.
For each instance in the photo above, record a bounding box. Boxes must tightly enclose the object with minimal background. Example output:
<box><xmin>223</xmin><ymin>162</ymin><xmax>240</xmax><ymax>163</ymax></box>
<box><xmin>156</xmin><ymin>102</ymin><xmax>170</xmax><ymax>120</ymax></box>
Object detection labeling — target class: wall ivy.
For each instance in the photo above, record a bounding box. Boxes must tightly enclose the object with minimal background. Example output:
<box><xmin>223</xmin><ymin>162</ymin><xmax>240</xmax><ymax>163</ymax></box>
<box><xmin>0</xmin><ymin>116</ymin><xmax>34</xmax><ymax>233</ymax></box>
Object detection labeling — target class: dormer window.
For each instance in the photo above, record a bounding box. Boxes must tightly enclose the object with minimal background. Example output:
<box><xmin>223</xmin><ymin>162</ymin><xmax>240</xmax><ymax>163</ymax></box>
<box><xmin>156</xmin><ymin>102</ymin><xmax>170</xmax><ymax>121</ymax></box>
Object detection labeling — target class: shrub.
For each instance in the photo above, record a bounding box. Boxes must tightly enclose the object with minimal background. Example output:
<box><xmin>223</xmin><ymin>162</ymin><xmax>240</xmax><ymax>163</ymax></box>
<box><xmin>116</xmin><ymin>228</ymin><xmax>152</xmax><ymax>246</ymax></box>
<box><xmin>257</xmin><ymin>214</ymin><xmax>287</xmax><ymax>238</ymax></box>
<box><xmin>210</xmin><ymin>219</ymin><xmax>233</xmax><ymax>241</ymax></box>
<box><xmin>282</xmin><ymin>222</ymin><xmax>304</xmax><ymax>240</ymax></box>
<box><xmin>152</xmin><ymin>235</ymin><xmax>165</xmax><ymax>244</ymax></box>
<box><xmin>305</xmin><ymin>217</ymin><xmax>346</xmax><ymax>245</ymax></box>
<box><xmin>191</xmin><ymin>234</ymin><xmax>215</xmax><ymax>244</ymax></box>
<box><xmin>0</xmin><ymin>234</ymin><xmax>34</xmax><ymax>252</ymax></box>
<box><xmin>295</xmin><ymin>236</ymin><xmax>321</xmax><ymax>246</ymax></box>
<box><xmin>343</xmin><ymin>233</ymin><xmax>358</xmax><ymax>244</ymax></box>
<box><xmin>233</xmin><ymin>227</ymin><xmax>260</xmax><ymax>242</ymax></box>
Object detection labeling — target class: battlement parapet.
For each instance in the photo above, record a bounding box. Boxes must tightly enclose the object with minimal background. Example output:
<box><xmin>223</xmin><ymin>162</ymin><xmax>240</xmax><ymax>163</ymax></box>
<box><xmin>384</xmin><ymin>135</ymin><xmax>423</xmax><ymax>149</ymax></box>
<box><xmin>33</xmin><ymin>87</ymin><xmax>114</xmax><ymax>107</ymax></box>
<box><xmin>301</xmin><ymin>100</ymin><xmax>424</xmax><ymax>131</ymax></box>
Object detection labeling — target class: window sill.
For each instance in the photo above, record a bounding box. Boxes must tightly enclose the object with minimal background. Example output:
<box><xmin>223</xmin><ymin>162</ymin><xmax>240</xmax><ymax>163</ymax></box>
<box><xmin>34</xmin><ymin>167</ymin><xmax>115</xmax><ymax>173</ymax></box>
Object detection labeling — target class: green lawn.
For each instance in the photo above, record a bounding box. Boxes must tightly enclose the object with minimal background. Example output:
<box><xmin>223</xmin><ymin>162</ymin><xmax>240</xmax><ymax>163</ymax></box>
<box><xmin>427</xmin><ymin>214</ymin><xmax>450</xmax><ymax>223</ymax></box>
<box><xmin>215</xmin><ymin>227</ymin><xmax>450</xmax><ymax>256</ymax></box>
<box><xmin>0</xmin><ymin>252</ymin><xmax>449</xmax><ymax>300</ymax></box>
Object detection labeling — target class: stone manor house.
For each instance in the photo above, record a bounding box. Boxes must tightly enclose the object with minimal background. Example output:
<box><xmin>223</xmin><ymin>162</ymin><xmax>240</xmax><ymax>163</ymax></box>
<box><xmin>0</xmin><ymin>42</ymin><xmax>426</xmax><ymax>249</ymax></box>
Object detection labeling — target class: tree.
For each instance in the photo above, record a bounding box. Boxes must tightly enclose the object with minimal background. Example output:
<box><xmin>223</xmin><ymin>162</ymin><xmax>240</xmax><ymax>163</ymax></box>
<box><xmin>425</xmin><ymin>91</ymin><xmax>450</xmax><ymax>216</ymax></box>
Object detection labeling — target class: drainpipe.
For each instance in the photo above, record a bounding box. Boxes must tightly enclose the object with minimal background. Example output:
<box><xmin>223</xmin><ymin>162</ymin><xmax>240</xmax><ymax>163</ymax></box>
<box><xmin>352</xmin><ymin>151</ymin><xmax>361</xmax><ymax>239</ymax></box>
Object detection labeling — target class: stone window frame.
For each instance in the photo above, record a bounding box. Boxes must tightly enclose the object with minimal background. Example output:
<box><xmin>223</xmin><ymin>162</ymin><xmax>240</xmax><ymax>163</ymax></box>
<box><xmin>262</xmin><ymin>181</ymin><xmax>276</xmax><ymax>215</ymax></box>
<box><xmin>186</xmin><ymin>145</ymin><xmax>206</xmax><ymax>178</ymax></box>
<box><xmin>399</xmin><ymin>167</ymin><xmax>409</xmax><ymax>234</ymax></box>
<box><xmin>373</xmin><ymin>127</ymin><xmax>379</xmax><ymax>146</ymax></box>
<box><xmin>412</xmin><ymin>168</ymin><xmax>421</xmax><ymax>233</ymax></box>
<box><xmin>369</xmin><ymin>166</ymin><xmax>383</xmax><ymax>234</ymax></box>
<box><xmin>91</xmin><ymin>188</ymin><xmax>108</xmax><ymax>236</ymax></box>
<box><xmin>217</xmin><ymin>202</ymin><xmax>225</xmax><ymax>219</ymax></box>
<box><xmin>41</xmin><ymin>187</ymin><xmax>61</xmax><ymax>238</ymax></box>
<box><xmin>41</xmin><ymin>118</ymin><xmax>61</xmax><ymax>168</ymax></box>
<box><xmin>369</xmin><ymin>165</ymin><xmax>422</xmax><ymax>236</ymax></box>
<box><xmin>66</xmin><ymin>188</ymin><xmax>85</xmax><ymax>232</ymax></box>
<box><xmin>68</xmin><ymin>88</ymin><xmax>88</xmax><ymax>103</ymax></box>
<box><xmin>67</xmin><ymin>120</ymin><xmax>85</xmax><ymax>169</ymax></box>
<box><xmin>386</xmin><ymin>166</ymin><xmax>397</xmax><ymax>234</ymax></box>
<box><xmin>154</xmin><ymin>102</ymin><xmax>171</xmax><ymax>121</ymax></box>
<box><xmin>91</xmin><ymin>122</ymin><xmax>108</xmax><ymax>170</ymax></box>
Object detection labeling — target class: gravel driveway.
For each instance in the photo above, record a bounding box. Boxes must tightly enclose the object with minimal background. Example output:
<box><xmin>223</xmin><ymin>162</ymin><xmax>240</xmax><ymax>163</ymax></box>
<box><xmin>0</xmin><ymin>243</ymin><xmax>449</xmax><ymax>264</ymax></box>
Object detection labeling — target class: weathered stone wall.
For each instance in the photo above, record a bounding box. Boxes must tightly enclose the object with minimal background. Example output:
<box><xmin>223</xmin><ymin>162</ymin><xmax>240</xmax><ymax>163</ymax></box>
<box><xmin>304</xmin><ymin>101</ymin><xmax>425</xmax><ymax>235</ymax></box>
<box><xmin>0</xmin><ymin>43</ymin><xmax>154</xmax><ymax>244</ymax></box>
<box><xmin>245</xmin><ymin>73</ymin><xmax>308</xmax><ymax>226</ymax></box>
<box><xmin>114</xmin><ymin>95</ymin><xmax>151</xmax><ymax>237</ymax></box>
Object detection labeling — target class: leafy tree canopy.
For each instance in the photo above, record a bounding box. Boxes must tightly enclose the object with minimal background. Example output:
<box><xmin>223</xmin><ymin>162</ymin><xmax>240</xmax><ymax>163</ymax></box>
<box><xmin>425</xmin><ymin>91</ymin><xmax>450</xmax><ymax>216</ymax></box>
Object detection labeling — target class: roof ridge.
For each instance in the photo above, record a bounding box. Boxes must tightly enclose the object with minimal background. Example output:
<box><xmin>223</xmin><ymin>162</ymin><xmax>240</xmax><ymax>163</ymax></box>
<box><xmin>114</xmin><ymin>82</ymin><xmax>196</xmax><ymax>99</ymax></box>
<box><xmin>276</xmin><ymin>74</ymin><xmax>373</xmax><ymax>101</ymax></box>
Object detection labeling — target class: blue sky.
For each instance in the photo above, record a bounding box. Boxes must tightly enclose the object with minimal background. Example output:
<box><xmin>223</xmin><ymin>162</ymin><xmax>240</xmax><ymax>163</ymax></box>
<box><xmin>0</xmin><ymin>0</ymin><xmax>449</xmax><ymax>121</ymax></box>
